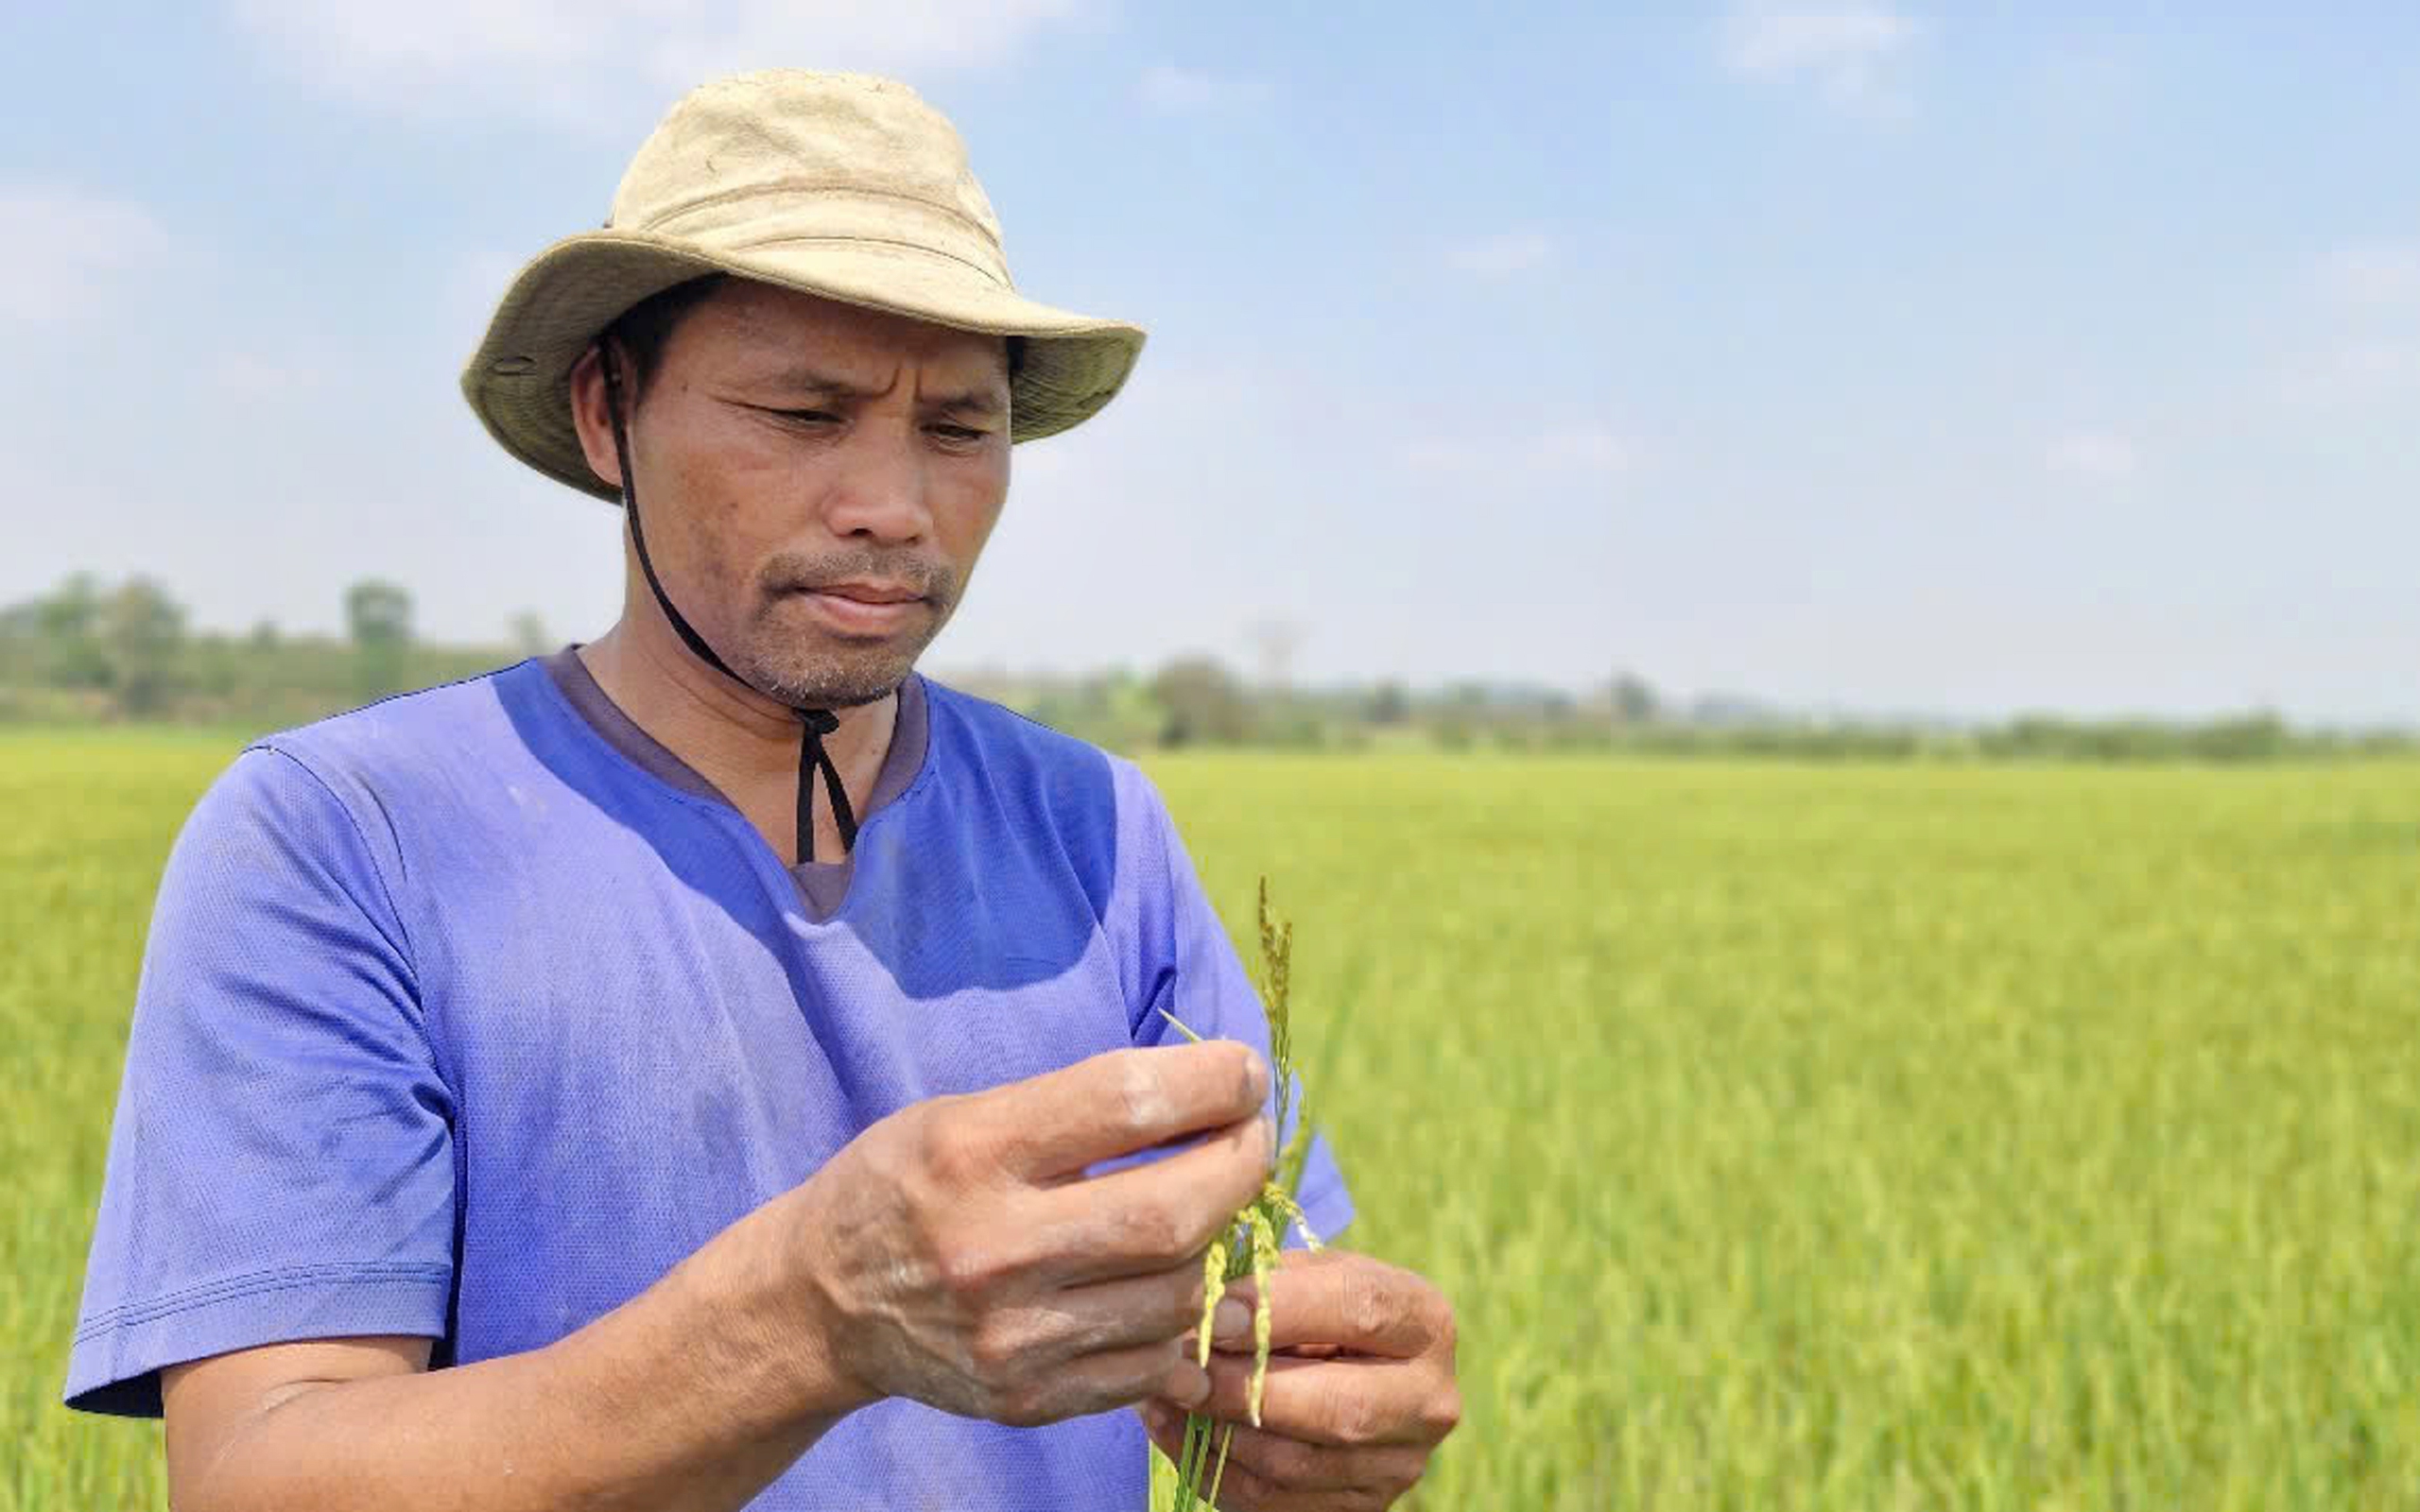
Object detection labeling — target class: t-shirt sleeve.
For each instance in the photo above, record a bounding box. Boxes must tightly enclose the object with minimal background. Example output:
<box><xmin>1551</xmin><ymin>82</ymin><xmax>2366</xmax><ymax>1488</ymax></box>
<box><xmin>62</xmin><ymin>745</ymin><xmax>458</xmax><ymax>1418</ymax></box>
<box><xmin>1120</xmin><ymin>766</ymin><xmax>1355</xmax><ymax>1248</ymax></box>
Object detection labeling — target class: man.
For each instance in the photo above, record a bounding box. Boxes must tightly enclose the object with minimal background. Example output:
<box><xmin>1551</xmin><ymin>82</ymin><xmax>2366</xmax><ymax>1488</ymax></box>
<box><xmin>63</xmin><ymin>69</ymin><xmax>1458</xmax><ymax>1511</ymax></box>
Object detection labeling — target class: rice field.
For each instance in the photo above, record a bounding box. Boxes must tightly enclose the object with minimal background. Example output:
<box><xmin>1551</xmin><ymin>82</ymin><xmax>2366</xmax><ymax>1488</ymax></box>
<box><xmin>8</xmin><ymin>730</ymin><xmax>2419</xmax><ymax>1509</ymax></box>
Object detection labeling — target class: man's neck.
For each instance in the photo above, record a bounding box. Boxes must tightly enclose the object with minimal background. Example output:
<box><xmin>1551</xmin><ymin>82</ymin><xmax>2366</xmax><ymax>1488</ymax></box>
<box><xmin>577</xmin><ymin>621</ymin><xmax>898</xmax><ymax>866</ymax></box>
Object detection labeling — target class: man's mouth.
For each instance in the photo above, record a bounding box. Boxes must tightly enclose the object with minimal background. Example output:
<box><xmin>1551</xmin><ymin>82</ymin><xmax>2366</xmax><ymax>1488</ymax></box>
<box><xmin>786</xmin><ymin>580</ymin><xmax>932</xmax><ymax>636</ymax></box>
<box><xmin>808</xmin><ymin>580</ymin><xmax>926</xmax><ymax>605</ymax></box>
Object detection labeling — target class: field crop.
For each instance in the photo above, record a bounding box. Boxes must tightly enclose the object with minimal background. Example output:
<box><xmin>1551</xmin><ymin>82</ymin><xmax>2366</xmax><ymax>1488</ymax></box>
<box><xmin>8</xmin><ymin>730</ymin><xmax>2420</xmax><ymax>1509</ymax></box>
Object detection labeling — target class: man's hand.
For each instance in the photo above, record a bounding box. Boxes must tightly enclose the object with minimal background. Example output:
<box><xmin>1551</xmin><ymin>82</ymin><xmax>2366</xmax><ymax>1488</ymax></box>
<box><xmin>1135</xmin><ymin>1249</ymin><xmax>1461</xmax><ymax>1511</ymax></box>
<box><xmin>768</xmin><ymin>1040</ymin><xmax>1274</xmax><ymax>1428</ymax></box>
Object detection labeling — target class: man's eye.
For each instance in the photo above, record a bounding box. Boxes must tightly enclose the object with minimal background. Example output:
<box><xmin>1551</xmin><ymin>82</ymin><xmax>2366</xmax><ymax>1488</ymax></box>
<box><xmin>929</xmin><ymin>423</ymin><xmax>990</xmax><ymax>443</ymax></box>
<box><xmin>775</xmin><ymin>408</ymin><xmax>841</xmax><ymax>425</ymax></box>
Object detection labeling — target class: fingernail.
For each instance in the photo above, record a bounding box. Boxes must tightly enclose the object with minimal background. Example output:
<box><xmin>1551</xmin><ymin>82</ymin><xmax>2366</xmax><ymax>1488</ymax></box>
<box><xmin>1213</xmin><ymin>1297</ymin><xmax>1252</xmax><ymax>1342</ymax></box>
<box><xmin>1244</xmin><ymin>1051</ymin><xmax>1270</xmax><ymax>1102</ymax></box>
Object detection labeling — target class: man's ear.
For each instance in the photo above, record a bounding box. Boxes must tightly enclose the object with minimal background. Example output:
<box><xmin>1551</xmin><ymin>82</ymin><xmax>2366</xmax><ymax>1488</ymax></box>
<box><xmin>564</xmin><ymin>344</ymin><xmax>627</xmax><ymax>494</ymax></box>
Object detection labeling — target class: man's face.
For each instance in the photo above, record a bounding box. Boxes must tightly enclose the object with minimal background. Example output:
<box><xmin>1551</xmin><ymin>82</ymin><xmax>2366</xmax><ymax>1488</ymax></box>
<box><xmin>574</xmin><ymin>280</ymin><xmax>1012</xmax><ymax>708</ymax></box>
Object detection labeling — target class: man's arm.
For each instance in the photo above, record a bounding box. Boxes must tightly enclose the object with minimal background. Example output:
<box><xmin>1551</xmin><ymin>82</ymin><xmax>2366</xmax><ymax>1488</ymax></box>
<box><xmin>159</xmin><ymin>1040</ymin><xmax>1274</xmax><ymax>1512</ymax></box>
<box><xmin>162</xmin><ymin>1199</ymin><xmax>850</xmax><ymax>1512</ymax></box>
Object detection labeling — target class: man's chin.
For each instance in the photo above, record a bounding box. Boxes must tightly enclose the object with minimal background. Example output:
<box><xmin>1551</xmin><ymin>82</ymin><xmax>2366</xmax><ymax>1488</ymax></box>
<box><xmin>744</xmin><ymin>644</ymin><xmax>925</xmax><ymax>711</ymax></box>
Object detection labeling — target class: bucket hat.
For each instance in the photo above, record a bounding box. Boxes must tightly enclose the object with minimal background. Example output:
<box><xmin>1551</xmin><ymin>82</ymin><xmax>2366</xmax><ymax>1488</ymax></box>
<box><xmin>461</xmin><ymin>68</ymin><xmax>1146</xmax><ymax>502</ymax></box>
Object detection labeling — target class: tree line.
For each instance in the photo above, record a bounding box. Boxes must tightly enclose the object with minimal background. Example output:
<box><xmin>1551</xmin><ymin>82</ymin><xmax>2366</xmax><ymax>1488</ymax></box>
<box><xmin>2</xmin><ymin>574</ymin><xmax>2409</xmax><ymax>763</ymax></box>
<box><xmin>957</xmin><ymin>659</ymin><xmax>2412</xmax><ymax>764</ymax></box>
<box><xmin>0</xmin><ymin>574</ymin><xmax>533</xmax><ymax>728</ymax></box>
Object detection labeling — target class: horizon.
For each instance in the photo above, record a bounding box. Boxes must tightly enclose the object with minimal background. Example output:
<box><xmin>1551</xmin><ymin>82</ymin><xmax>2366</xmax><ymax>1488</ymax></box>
<box><xmin>16</xmin><ymin>564</ymin><xmax>2404</xmax><ymax>734</ymax></box>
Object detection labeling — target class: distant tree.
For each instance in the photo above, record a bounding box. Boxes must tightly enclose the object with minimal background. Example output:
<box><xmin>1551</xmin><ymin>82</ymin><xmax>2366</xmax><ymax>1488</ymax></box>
<box><xmin>247</xmin><ymin>619</ymin><xmax>282</xmax><ymax>652</ymax></box>
<box><xmin>100</xmin><ymin>576</ymin><xmax>188</xmax><ymax>716</ymax></box>
<box><xmin>510</xmin><ymin>610</ymin><xmax>552</xmax><ymax>658</ymax></box>
<box><xmin>1366</xmin><ymin>680</ymin><xmax>1412</xmax><ymax>726</ymax></box>
<box><xmin>2190</xmin><ymin>712</ymin><xmax>2290</xmax><ymax>763</ymax></box>
<box><xmin>345</xmin><ymin>578</ymin><xmax>414</xmax><ymax>697</ymax></box>
<box><xmin>37</xmin><ymin>573</ymin><xmax>112</xmax><ymax>690</ymax></box>
<box><xmin>1610</xmin><ymin>670</ymin><xmax>1659</xmax><ymax>726</ymax></box>
<box><xmin>1149</xmin><ymin>655</ymin><xmax>1255</xmax><ymax>747</ymax></box>
<box><xmin>0</xmin><ymin>596</ymin><xmax>48</xmax><ymax>688</ymax></box>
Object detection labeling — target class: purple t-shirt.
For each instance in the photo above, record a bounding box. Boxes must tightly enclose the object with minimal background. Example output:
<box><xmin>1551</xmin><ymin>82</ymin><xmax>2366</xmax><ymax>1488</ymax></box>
<box><xmin>63</xmin><ymin>652</ymin><xmax>1351</xmax><ymax>1510</ymax></box>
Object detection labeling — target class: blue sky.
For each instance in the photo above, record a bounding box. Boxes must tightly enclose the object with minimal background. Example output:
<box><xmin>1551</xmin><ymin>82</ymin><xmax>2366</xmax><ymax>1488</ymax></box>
<box><xmin>4</xmin><ymin>3</ymin><xmax>2415</xmax><ymax>723</ymax></box>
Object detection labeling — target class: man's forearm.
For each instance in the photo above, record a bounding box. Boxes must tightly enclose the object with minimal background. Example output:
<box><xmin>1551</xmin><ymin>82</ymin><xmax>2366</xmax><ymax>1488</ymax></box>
<box><xmin>182</xmin><ymin>1194</ymin><xmax>866</xmax><ymax>1512</ymax></box>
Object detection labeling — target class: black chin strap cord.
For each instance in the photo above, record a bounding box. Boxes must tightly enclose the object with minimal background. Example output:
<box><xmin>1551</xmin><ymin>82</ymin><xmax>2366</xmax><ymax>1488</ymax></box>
<box><xmin>600</xmin><ymin>350</ymin><xmax>858</xmax><ymax>863</ymax></box>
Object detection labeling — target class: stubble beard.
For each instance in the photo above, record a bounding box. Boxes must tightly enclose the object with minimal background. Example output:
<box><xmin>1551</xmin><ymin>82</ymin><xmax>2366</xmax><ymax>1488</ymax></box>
<box><xmin>727</xmin><ymin>547</ymin><xmax>966</xmax><ymax>710</ymax></box>
<box><xmin>735</xmin><ymin>630</ymin><xmax>929</xmax><ymax>710</ymax></box>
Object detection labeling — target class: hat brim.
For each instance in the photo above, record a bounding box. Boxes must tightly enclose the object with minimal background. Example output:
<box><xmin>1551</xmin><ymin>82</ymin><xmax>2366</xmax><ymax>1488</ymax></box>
<box><xmin>460</xmin><ymin>231</ymin><xmax>1146</xmax><ymax>503</ymax></box>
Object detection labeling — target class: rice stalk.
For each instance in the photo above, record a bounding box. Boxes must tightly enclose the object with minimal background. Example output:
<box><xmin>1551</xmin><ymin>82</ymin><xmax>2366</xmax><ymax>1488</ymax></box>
<box><xmin>1154</xmin><ymin>877</ymin><xmax>1321</xmax><ymax>1510</ymax></box>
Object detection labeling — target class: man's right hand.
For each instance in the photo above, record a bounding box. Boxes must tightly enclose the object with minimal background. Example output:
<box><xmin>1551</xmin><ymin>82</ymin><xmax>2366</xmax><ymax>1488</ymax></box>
<box><xmin>154</xmin><ymin>1041</ymin><xmax>1270</xmax><ymax>1512</ymax></box>
<box><xmin>760</xmin><ymin>1040</ymin><xmax>1274</xmax><ymax>1428</ymax></box>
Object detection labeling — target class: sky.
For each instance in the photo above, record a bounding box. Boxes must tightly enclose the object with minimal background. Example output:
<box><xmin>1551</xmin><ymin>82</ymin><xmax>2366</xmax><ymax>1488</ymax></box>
<box><xmin>3</xmin><ymin>2</ymin><xmax>2415</xmax><ymax>724</ymax></box>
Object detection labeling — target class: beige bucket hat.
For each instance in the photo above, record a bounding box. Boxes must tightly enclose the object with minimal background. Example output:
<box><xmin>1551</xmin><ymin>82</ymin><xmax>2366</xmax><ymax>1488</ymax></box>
<box><xmin>462</xmin><ymin>69</ymin><xmax>1147</xmax><ymax>502</ymax></box>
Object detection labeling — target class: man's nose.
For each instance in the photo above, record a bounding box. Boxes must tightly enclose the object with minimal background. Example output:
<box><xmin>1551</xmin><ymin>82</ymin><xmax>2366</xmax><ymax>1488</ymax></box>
<box><xmin>820</xmin><ymin>426</ymin><xmax>933</xmax><ymax>544</ymax></box>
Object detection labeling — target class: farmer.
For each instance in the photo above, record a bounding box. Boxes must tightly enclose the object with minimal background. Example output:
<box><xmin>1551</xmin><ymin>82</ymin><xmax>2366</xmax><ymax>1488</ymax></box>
<box><xmin>61</xmin><ymin>69</ymin><xmax>1458</xmax><ymax>1511</ymax></box>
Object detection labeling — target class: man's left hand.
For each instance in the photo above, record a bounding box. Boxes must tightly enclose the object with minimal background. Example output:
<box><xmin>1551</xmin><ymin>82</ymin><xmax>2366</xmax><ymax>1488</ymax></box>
<box><xmin>1135</xmin><ymin>1248</ymin><xmax>1461</xmax><ymax>1511</ymax></box>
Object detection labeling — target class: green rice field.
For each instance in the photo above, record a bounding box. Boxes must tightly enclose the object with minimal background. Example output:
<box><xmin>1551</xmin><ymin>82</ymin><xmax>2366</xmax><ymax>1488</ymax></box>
<box><xmin>7</xmin><ymin>729</ymin><xmax>2418</xmax><ymax>1509</ymax></box>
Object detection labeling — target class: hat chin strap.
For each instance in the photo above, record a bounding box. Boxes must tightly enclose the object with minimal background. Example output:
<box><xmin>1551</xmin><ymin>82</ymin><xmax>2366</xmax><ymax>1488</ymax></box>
<box><xmin>600</xmin><ymin>351</ymin><xmax>858</xmax><ymax>864</ymax></box>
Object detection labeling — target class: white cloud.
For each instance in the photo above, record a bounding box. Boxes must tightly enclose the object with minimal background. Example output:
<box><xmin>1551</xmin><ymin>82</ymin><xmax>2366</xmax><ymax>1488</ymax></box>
<box><xmin>232</xmin><ymin>0</ymin><xmax>1084</xmax><ymax>119</ymax></box>
<box><xmin>0</xmin><ymin>187</ymin><xmax>172</xmax><ymax>324</ymax></box>
<box><xmin>2277</xmin><ymin>339</ymin><xmax>2420</xmax><ymax>408</ymax></box>
<box><xmin>2045</xmin><ymin>431</ymin><xmax>2138</xmax><ymax>482</ymax></box>
<box><xmin>1135</xmin><ymin>64</ymin><xmax>1266</xmax><ymax>113</ymax></box>
<box><xmin>1445</xmin><ymin>230</ymin><xmax>1560</xmax><ymax>279</ymax></box>
<box><xmin>2315</xmin><ymin>239</ymin><xmax>2420</xmax><ymax>311</ymax></box>
<box><xmin>1530</xmin><ymin>424</ymin><xmax>1630</xmax><ymax>474</ymax></box>
<box><xmin>1722</xmin><ymin>4</ymin><xmax>1920</xmax><ymax>113</ymax></box>
<box><xmin>2273</xmin><ymin>240</ymin><xmax>2420</xmax><ymax>408</ymax></box>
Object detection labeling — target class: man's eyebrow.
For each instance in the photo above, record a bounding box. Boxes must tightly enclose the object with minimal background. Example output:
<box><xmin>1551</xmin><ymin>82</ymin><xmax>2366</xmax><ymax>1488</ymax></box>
<box><xmin>926</xmin><ymin>387</ymin><xmax>1006</xmax><ymax>416</ymax></box>
<box><xmin>753</xmin><ymin>367</ymin><xmax>1006</xmax><ymax>414</ymax></box>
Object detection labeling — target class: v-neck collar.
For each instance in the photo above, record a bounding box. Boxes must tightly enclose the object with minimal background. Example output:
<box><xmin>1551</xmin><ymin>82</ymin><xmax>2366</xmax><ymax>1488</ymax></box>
<box><xmin>537</xmin><ymin>644</ymin><xmax>930</xmax><ymax>920</ymax></box>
